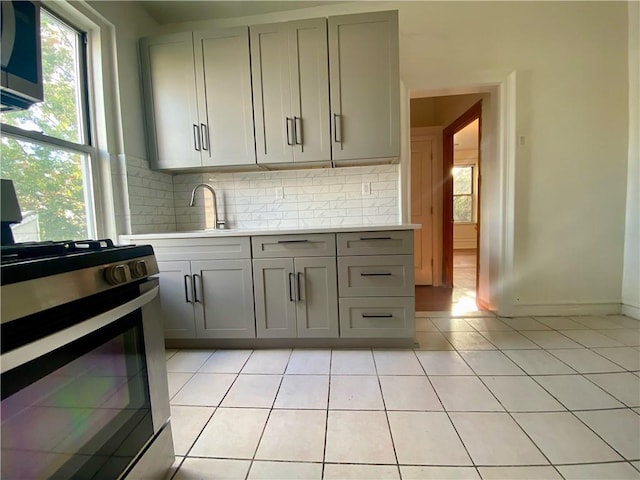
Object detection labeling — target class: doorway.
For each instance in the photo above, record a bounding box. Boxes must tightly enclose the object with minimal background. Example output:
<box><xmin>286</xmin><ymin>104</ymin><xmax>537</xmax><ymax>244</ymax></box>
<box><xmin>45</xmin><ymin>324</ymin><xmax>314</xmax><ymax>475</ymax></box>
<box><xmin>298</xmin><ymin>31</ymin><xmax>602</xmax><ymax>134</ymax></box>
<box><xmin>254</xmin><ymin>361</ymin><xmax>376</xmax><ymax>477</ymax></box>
<box><xmin>411</xmin><ymin>95</ymin><xmax>483</xmax><ymax>313</ymax></box>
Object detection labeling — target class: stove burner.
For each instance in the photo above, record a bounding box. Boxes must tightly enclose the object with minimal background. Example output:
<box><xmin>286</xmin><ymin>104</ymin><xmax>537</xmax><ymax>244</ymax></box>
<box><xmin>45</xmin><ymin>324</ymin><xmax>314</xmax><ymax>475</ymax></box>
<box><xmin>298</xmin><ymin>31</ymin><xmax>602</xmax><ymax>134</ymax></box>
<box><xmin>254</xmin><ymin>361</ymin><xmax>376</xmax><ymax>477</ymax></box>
<box><xmin>1</xmin><ymin>239</ymin><xmax>116</xmax><ymax>263</ymax></box>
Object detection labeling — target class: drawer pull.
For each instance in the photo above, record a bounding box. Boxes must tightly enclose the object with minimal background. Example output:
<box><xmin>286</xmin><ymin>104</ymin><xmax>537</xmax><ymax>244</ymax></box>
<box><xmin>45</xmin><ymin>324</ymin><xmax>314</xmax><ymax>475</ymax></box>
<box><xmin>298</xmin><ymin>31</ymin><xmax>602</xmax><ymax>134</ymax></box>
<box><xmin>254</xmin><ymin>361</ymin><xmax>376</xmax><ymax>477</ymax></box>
<box><xmin>277</xmin><ymin>239</ymin><xmax>309</xmax><ymax>244</ymax></box>
<box><xmin>359</xmin><ymin>236</ymin><xmax>392</xmax><ymax>241</ymax></box>
<box><xmin>360</xmin><ymin>272</ymin><xmax>392</xmax><ymax>276</ymax></box>
<box><xmin>362</xmin><ymin>313</ymin><xmax>393</xmax><ymax>318</ymax></box>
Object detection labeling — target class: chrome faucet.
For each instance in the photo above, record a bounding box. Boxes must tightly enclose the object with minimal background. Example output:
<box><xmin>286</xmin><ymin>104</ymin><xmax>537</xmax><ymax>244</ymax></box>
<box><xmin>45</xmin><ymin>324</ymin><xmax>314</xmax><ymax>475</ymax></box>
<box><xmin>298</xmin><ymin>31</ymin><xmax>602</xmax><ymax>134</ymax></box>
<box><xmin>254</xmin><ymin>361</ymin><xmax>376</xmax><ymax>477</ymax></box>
<box><xmin>189</xmin><ymin>183</ymin><xmax>225</xmax><ymax>229</ymax></box>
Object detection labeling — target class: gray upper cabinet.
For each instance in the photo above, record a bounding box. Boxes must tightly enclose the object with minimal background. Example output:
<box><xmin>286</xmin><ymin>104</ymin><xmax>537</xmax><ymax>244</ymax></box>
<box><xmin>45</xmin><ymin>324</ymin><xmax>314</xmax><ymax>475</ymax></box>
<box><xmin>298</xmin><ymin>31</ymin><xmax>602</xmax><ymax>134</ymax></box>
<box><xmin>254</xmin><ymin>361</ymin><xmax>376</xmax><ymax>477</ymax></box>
<box><xmin>251</xmin><ymin>18</ymin><xmax>331</xmax><ymax>165</ymax></box>
<box><xmin>140</xmin><ymin>28</ymin><xmax>256</xmax><ymax>170</ymax></box>
<box><xmin>140</xmin><ymin>34</ymin><xmax>201</xmax><ymax>169</ymax></box>
<box><xmin>328</xmin><ymin>11</ymin><xmax>400</xmax><ymax>161</ymax></box>
<box><xmin>194</xmin><ymin>28</ymin><xmax>256</xmax><ymax>167</ymax></box>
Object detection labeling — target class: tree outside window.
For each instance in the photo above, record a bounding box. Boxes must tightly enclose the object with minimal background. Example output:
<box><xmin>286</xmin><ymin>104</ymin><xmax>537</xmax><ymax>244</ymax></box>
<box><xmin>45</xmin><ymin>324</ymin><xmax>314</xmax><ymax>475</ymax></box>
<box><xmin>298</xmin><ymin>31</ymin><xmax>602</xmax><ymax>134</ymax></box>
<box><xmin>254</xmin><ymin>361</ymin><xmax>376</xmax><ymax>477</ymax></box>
<box><xmin>1</xmin><ymin>8</ymin><xmax>94</xmax><ymax>242</ymax></box>
<box><xmin>453</xmin><ymin>166</ymin><xmax>473</xmax><ymax>223</ymax></box>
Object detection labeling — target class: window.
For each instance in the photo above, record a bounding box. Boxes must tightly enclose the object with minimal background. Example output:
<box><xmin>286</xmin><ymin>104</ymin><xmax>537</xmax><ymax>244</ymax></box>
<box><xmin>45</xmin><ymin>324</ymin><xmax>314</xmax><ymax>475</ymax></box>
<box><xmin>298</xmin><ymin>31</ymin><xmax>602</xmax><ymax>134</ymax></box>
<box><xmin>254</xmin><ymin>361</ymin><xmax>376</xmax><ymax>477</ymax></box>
<box><xmin>453</xmin><ymin>165</ymin><xmax>473</xmax><ymax>223</ymax></box>
<box><xmin>1</xmin><ymin>8</ymin><xmax>95</xmax><ymax>242</ymax></box>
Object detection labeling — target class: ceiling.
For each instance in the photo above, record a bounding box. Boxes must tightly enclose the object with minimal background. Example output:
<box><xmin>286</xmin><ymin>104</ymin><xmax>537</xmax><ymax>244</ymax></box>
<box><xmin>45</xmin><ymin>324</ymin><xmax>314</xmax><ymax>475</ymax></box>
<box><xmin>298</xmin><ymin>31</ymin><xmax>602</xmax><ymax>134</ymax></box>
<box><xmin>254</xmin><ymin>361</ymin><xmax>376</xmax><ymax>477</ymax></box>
<box><xmin>136</xmin><ymin>1</ymin><xmax>344</xmax><ymax>24</ymax></box>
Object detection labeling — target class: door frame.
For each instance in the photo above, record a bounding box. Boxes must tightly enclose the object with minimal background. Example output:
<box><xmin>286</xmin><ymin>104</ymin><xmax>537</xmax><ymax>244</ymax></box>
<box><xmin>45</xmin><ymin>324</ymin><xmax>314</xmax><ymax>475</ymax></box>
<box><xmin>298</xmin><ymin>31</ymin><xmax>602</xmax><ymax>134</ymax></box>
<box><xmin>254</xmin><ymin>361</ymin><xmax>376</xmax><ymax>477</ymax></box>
<box><xmin>442</xmin><ymin>100</ymin><xmax>482</xmax><ymax>288</ymax></box>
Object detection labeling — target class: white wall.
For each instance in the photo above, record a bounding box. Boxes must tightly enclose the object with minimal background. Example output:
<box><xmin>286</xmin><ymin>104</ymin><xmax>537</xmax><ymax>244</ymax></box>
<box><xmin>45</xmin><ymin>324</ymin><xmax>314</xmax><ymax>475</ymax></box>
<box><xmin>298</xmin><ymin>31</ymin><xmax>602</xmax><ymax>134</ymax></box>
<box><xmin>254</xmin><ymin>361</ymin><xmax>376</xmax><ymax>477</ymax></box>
<box><xmin>622</xmin><ymin>1</ymin><xmax>640</xmax><ymax>319</ymax></box>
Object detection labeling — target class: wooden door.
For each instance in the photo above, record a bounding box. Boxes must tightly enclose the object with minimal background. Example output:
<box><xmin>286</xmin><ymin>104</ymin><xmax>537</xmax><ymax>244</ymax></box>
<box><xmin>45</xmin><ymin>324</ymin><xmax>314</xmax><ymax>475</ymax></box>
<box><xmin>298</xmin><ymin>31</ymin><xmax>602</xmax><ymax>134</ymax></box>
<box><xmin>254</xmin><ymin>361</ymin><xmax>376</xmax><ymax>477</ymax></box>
<box><xmin>290</xmin><ymin>18</ymin><xmax>331</xmax><ymax>163</ymax></box>
<box><xmin>140</xmin><ymin>33</ymin><xmax>201</xmax><ymax>169</ymax></box>
<box><xmin>328</xmin><ymin>11</ymin><xmax>400</xmax><ymax>160</ymax></box>
<box><xmin>156</xmin><ymin>261</ymin><xmax>196</xmax><ymax>338</ymax></box>
<box><xmin>195</xmin><ymin>27</ymin><xmax>256</xmax><ymax>166</ymax></box>
<box><xmin>295</xmin><ymin>257</ymin><xmax>339</xmax><ymax>338</ymax></box>
<box><xmin>250</xmin><ymin>22</ymin><xmax>293</xmax><ymax>164</ymax></box>
<box><xmin>411</xmin><ymin>139</ymin><xmax>434</xmax><ymax>285</ymax></box>
<box><xmin>192</xmin><ymin>259</ymin><xmax>256</xmax><ymax>338</ymax></box>
<box><xmin>253</xmin><ymin>258</ymin><xmax>297</xmax><ymax>338</ymax></box>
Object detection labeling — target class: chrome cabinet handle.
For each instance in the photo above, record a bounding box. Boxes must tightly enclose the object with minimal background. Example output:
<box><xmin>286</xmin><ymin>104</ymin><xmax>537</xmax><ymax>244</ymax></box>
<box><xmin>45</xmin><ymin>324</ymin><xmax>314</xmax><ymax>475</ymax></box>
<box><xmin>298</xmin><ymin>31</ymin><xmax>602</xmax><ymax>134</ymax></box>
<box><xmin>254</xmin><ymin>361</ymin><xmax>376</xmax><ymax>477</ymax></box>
<box><xmin>286</xmin><ymin>117</ymin><xmax>294</xmax><ymax>146</ymax></box>
<box><xmin>297</xmin><ymin>272</ymin><xmax>303</xmax><ymax>301</ymax></box>
<box><xmin>200</xmin><ymin>124</ymin><xmax>209</xmax><ymax>151</ymax></box>
<box><xmin>288</xmin><ymin>272</ymin><xmax>295</xmax><ymax>302</ymax></box>
<box><xmin>193</xmin><ymin>273</ymin><xmax>201</xmax><ymax>303</ymax></box>
<box><xmin>333</xmin><ymin>113</ymin><xmax>342</xmax><ymax>143</ymax></box>
<box><xmin>360</xmin><ymin>272</ymin><xmax>393</xmax><ymax>276</ymax></box>
<box><xmin>294</xmin><ymin>116</ymin><xmax>302</xmax><ymax>145</ymax></box>
<box><xmin>193</xmin><ymin>124</ymin><xmax>201</xmax><ymax>151</ymax></box>
<box><xmin>184</xmin><ymin>274</ymin><xmax>192</xmax><ymax>303</ymax></box>
<box><xmin>362</xmin><ymin>313</ymin><xmax>393</xmax><ymax>318</ymax></box>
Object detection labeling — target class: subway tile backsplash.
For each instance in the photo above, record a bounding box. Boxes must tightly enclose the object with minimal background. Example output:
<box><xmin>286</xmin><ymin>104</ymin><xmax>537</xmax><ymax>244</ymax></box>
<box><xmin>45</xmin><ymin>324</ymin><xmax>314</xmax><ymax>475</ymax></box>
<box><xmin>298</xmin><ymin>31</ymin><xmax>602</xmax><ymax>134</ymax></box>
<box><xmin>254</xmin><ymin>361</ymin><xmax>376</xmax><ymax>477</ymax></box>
<box><xmin>172</xmin><ymin>165</ymin><xmax>400</xmax><ymax>231</ymax></box>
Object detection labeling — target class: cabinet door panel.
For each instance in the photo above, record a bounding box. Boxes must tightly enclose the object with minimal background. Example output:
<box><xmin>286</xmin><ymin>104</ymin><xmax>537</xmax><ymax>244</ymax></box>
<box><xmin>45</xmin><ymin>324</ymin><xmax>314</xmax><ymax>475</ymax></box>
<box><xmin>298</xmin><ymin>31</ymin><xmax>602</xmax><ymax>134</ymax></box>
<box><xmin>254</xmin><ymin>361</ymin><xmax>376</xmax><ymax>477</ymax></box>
<box><xmin>192</xmin><ymin>260</ymin><xmax>256</xmax><ymax>338</ymax></box>
<box><xmin>290</xmin><ymin>18</ymin><xmax>330</xmax><ymax>163</ymax></box>
<box><xmin>140</xmin><ymin>34</ymin><xmax>201</xmax><ymax>169</ymax></box>
<box><xmin>253</xmin><ymin>258</ymin><xmax>297</xmax><ymax>338</ymax></box>
<box><xmin>328</xmin><ymin>11</ymin><xmax>400</xmax><ymax>160</ymax></box>
<box><xmin>251</xmin><ymin>23</ymin><xmax>293</xmax><ymax>164</ymax></box>
<box><xmin>157</xmin><ymin>261</ymin><xmax>196</xmax><ymax>338</ymax></box>
<box><xmin>295</xmin><ymin>257</ymin><xmax>339</xmax><ymax>338</ymax></box>
<box><xmin>195</xmin><ymin>27</ymin><xmax>256</xmax><ymax>166</ymax></box>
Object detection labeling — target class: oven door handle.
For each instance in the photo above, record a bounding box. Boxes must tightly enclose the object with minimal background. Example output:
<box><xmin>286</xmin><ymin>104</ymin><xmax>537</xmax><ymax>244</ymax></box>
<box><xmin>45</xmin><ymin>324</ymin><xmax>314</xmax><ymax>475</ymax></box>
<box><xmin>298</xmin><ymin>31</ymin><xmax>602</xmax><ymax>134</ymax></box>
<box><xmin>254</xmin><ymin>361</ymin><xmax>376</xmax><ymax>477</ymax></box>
<box><xmin>1</xmin><ymin>285</ymin><xmax>159</xmax><ymax>374</ymax></box>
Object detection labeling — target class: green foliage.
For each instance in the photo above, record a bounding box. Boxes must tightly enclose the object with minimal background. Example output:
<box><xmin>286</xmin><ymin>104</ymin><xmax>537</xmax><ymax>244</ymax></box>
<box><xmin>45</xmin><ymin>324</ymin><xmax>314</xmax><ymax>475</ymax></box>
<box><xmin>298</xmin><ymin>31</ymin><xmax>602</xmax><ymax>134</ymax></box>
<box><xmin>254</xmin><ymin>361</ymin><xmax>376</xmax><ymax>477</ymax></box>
<box><xmin>1</xmin><ymin>10</ymin><xmax>88</xmax><ymax>241</ymax></box>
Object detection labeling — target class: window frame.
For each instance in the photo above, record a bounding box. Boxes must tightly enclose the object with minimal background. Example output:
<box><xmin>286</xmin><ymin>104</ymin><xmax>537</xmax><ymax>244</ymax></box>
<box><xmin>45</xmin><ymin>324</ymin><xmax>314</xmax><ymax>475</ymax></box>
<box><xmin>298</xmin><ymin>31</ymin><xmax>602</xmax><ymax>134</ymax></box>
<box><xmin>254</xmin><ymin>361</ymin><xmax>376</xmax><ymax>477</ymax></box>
<box><xmin>1</xmin><ymin>2</ymin><xmax>111</xmax><ymax>241</ymax></box>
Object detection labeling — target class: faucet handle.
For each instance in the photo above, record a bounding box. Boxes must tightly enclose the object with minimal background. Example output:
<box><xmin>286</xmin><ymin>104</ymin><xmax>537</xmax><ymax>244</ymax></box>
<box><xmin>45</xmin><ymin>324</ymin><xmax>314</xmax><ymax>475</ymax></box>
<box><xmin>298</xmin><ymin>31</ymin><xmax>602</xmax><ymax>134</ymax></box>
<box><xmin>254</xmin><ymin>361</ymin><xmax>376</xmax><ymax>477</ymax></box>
<box><xmin>216</xmin><ymin>220</ymin><xmax>226</xmax><ymax>230</ymax></box>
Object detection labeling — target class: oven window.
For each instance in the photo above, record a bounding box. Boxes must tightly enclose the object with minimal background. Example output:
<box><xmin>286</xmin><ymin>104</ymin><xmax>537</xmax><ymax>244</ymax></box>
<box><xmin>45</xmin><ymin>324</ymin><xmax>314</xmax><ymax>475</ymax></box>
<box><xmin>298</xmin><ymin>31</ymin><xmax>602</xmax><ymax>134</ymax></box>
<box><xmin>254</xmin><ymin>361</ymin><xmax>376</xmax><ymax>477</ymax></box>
<box><xmin>1</xmin><ymin>311</ymin><xmax>153</xmax><ymax>479</ymax></box>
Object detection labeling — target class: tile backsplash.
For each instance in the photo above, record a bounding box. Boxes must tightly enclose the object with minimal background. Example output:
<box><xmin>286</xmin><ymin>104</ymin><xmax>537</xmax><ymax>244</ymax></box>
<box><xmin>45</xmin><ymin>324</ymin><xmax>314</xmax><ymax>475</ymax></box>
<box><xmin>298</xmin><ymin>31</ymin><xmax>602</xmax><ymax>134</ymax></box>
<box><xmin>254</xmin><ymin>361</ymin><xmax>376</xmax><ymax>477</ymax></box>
<box><xmin>126</xmin><ymin>155</ymin><xmax>177</xmax><ymax>234</ymax></box>
<box><xmin>172</xmin><ymin>164</ymin><xmax>400</xmax><ymax>231</ymax></box>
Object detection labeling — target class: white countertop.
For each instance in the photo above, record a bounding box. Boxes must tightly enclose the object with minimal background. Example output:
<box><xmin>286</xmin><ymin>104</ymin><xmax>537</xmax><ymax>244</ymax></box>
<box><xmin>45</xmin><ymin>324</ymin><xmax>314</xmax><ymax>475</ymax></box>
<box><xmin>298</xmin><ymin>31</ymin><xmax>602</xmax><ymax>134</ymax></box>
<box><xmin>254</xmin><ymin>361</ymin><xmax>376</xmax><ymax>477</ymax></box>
<box><xmin>119</xmin><ymin>224</ymin><xmax>420</xmax><ymax>241</ymax></box>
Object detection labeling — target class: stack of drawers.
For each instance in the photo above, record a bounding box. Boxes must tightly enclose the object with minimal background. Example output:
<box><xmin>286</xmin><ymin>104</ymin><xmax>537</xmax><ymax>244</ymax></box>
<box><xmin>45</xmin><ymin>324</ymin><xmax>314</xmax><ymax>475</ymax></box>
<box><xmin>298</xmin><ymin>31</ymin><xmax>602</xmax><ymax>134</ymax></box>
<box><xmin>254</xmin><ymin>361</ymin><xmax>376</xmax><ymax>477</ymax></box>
<box><xmin>337</xmin><ymin>230</ymin><xmax>415</xmax><ymax>338</ymax></box>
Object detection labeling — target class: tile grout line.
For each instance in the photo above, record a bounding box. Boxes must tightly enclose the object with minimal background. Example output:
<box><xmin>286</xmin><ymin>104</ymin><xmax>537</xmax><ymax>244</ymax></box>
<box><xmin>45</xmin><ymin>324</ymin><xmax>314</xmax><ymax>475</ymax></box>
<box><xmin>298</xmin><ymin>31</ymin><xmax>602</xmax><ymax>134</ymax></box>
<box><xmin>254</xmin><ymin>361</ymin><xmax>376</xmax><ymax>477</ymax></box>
<box><xmin>244</xmin><ymin>349</ymin><xmax>293</xmax><ymax>480</ymax></box>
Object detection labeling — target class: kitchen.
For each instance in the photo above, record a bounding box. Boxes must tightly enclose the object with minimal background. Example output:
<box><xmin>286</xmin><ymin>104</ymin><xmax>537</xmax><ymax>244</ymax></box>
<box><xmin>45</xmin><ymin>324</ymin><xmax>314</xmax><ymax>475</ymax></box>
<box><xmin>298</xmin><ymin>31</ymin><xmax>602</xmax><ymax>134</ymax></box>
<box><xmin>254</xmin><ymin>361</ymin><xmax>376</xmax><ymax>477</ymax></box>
<box><xmin>1</xmin><ymin>1</ymin><xmax>639</xmax><ymax>479</ymax></box>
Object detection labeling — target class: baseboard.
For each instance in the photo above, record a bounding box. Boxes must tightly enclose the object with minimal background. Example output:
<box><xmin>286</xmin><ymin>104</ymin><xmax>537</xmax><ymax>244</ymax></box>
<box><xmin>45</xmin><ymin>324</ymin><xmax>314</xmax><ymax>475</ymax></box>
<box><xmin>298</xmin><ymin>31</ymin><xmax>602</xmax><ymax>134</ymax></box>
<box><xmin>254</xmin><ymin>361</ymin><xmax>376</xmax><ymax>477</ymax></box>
<box><xmin>622</xmin><ymin>302</ymin><xmax>640</xmax><ymax>320</ymax></box>
<box><xmin>507</xmin><ymin>302</ymin><xmax>622</xmax><ymax>317</ymax></box>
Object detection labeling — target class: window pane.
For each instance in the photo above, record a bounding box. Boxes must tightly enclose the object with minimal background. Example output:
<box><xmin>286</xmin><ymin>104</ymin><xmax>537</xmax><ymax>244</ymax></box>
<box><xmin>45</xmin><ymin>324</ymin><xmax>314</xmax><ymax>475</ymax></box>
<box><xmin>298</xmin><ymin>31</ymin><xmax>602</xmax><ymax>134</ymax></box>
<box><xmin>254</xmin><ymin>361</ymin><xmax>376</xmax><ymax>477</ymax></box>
<box><xmin>1</xmin><ymin>10</ymin><xmax>85</xmax><ymax>144</ymax></box>
<box><xmin>1</xmin><ymin>137</ymin><xmax>92</xmax><ymax>241</ymax></box>
<box><xmin>452</xmin><ymin>166</ymin><xmax>472</xmax><ymax>195</ymax></box>
<box><xmin>453</xmin><ymin>195</ymin><xmax>472</xmax><ymax>223</ymax></box>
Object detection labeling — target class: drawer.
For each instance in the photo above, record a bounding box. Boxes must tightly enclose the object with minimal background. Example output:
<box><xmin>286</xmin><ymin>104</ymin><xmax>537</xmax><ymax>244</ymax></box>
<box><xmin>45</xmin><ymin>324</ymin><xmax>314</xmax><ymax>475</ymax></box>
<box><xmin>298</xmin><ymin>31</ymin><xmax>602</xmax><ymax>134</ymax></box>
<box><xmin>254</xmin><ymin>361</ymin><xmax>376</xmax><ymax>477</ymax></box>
<box><xmin>338</xmin><ymin>255</ymin><xmax>414</xmax><ymax>297</ymax></box>
<box><xmin>252</xmin><ymin>234</ymin><xmax>336</xmax><ymax>258</ymax></box>
<box><xmin>339</xmin><ymin>297</ymin><xmax>415</xmax><ymax>338</ymax></box>
<box><xmin>337</xmin><ymin>230</ymin><xmax>413</xmax><ymax>256</ymax></box>
<box><xmin>146</xmin><ymin>236</ymin><xmax>251</xmax><ymax>261</ymax></box>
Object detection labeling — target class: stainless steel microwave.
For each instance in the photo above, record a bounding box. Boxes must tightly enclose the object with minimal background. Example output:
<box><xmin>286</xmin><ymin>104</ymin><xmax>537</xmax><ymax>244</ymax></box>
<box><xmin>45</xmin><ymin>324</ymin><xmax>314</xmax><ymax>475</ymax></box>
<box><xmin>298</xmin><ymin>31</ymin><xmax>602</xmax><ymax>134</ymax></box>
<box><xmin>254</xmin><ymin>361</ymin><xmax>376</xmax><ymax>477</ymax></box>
<box><xmin>1</xmin><ymin>1</ymin><xmax>43</xmax><ymax>111</ymax></box>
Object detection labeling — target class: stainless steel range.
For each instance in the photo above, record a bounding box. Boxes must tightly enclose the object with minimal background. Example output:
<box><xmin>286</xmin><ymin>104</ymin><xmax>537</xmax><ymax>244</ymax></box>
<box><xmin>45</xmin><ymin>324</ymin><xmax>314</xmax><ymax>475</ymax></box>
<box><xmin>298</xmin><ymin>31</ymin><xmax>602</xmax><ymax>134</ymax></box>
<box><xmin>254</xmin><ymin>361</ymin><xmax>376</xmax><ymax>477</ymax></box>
<box><xmin>1</xmin><ymin>239</ymin><xmax>175</xmax><ymax>479</ymax></box>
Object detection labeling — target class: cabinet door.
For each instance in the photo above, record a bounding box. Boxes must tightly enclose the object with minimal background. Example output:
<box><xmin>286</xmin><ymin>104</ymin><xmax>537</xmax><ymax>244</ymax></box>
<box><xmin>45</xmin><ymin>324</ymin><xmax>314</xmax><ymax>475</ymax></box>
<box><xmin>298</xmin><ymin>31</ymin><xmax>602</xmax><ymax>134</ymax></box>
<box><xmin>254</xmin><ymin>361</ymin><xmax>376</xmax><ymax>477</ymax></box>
<box><xmin>290</xmin><ymin>18</ymin><xmax>331</xmax><ymax>163</ymax></box>
<box><xmin>195</xmin><ymin>27</ymin><xmax>256</xmax><ymax>166</ymax></box>
<box><xmin>250</xmin><ymin>23</ymin><xmax>293</xmax><ymax>164</ymax></box>
<box><xmin>156</xmin><ymin>261</ymin><xmax>196</xmax><ymax>338</ymax></box>
<box><xmin>140</xmin><ymin>33</ymin><xmax>202</xmax><ymax>169</ymax></box>
<box><xmin>192</xmin><ymin>259</ymin><xmax>256</xmax><ymax>338</ymax></box>
<box><xmin>328</xmin><ymin>11</ymin><xmax>400</xmax><ymax>160</ymax></box>
<box><xmin>295</xmin><ymin>257</ymin><xmax>339</xmax><ymax>338</ymax></box>
<box><xmin>253</xmin><ymin>258</ymin><xmax>297</xmax><ymax>338</ymax></box>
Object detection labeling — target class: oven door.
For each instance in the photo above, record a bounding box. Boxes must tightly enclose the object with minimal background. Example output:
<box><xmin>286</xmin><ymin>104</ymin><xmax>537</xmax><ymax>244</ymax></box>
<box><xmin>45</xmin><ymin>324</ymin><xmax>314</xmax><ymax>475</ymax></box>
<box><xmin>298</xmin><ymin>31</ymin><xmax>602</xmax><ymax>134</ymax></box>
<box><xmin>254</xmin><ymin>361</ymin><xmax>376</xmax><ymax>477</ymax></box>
<box><xmin>0</xmin><ymin>279</ymin><xmax>172</xmax><ymax>479</ymax></box>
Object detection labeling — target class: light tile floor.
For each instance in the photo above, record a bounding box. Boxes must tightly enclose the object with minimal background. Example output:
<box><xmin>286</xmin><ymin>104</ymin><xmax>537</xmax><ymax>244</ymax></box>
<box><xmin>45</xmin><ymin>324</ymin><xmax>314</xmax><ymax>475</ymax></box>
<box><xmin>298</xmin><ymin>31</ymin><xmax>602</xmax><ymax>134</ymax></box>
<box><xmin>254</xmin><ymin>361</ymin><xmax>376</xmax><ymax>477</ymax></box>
<box><xmin>166</xmin><ymin>314</ymin><xmax>640</xmax><ymax>479</ymax></box>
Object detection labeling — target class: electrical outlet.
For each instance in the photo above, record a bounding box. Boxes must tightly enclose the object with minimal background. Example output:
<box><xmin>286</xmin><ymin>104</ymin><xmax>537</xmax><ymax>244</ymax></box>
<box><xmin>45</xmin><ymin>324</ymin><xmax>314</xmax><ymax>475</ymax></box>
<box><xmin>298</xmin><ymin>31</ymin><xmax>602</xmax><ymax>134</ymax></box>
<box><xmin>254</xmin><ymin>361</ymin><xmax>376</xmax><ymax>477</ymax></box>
<box><xmin>362</xmin><ymin>182</ymin><xmax>371</xmax><ymax>196</ymax></box>
<box><xmin>275</xmin><ymin>186</ymin><xmax>284</xmax><ymax>200</ymax></box>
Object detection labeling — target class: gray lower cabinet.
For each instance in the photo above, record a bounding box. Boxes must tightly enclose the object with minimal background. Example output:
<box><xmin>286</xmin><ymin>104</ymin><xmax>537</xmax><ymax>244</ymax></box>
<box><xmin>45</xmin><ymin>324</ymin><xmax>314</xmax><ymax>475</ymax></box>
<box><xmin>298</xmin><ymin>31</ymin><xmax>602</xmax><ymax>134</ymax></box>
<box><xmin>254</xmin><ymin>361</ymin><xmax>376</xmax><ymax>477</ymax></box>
<box><xmin>157</xmin><ymin>259</ymin><xmax>255</xmax><ymax>339</ymax></box>
<box><xmin>253</xmin><ymin>257</ymin><xmax>338</xmax><ymax>338</ymax></box>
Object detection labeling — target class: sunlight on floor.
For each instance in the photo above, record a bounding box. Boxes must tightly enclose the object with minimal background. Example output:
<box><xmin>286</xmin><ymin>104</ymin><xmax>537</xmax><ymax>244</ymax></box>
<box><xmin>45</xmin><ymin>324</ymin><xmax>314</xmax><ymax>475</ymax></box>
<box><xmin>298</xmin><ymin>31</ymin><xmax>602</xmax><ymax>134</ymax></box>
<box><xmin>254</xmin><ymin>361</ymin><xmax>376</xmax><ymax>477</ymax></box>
<box><xmin>451</xmin><ymin>287</ymin><xmax>480</xmax><ymax>315</ymax></box>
